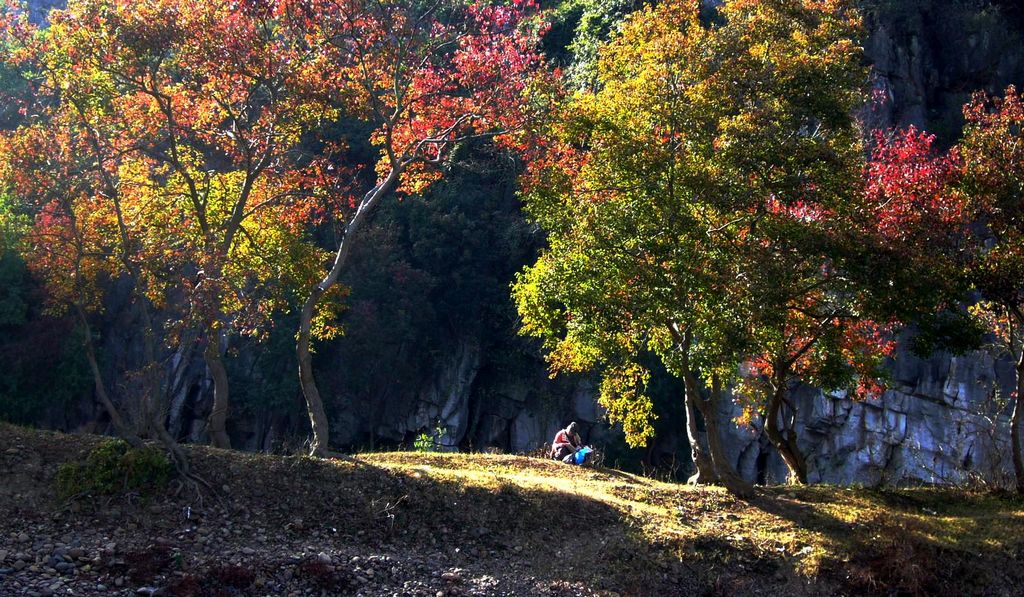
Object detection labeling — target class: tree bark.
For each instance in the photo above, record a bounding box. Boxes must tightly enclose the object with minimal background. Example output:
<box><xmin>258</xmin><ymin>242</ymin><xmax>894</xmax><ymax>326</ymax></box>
<box><xmin>704</xmin><ymin>376</ymin><xmax>755</xmax><ymax>498</ymax></box>
<box><xmin>297</xmin><ymin>285</ymin><xmax>330</xmax><ymax>456</ymax></box>
<box><xmin>297</xmin><ymin>168</ymin><xmax>401</xmax><ymax>457</ymax></box>
<box><xmin>682</xmin><ymin>363</ymin><xmax>719</xmax><ymax>485</ymax></box>
<box><xmin>764</xmin><ymin>383</ymin><xmax>808</xmax><ymax>484</ymax></box>
<box><xmin>204</xmin><ymin>330</ymin><xmax>232</xmax><ymax>449</ymax></box>
<box><xmin>1013</xmin><ymin>354</ymin><xmax>1024</xmax><ymax>494</ymax></box>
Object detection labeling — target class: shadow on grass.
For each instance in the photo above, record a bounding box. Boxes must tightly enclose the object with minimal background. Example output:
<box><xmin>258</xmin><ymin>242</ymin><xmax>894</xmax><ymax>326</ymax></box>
<box><xmin>748</xmin><ymin>487</ymin><xmax>1024</xmax><ymax>596</ymax></box>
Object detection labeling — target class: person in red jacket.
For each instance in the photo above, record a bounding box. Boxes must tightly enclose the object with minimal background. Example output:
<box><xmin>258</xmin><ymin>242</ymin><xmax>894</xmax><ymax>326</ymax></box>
<box><xmin>550</xmin><ymin>422</ymin><xmax>582</xmax><ymax>462</ymax></box>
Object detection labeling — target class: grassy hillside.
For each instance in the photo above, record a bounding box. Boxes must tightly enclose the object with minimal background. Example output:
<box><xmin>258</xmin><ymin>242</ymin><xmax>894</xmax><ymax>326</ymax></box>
<box><xmin>1</xmin><ymin>423</ymin><xmax>1023</xmax><ymax>596</ymax></box>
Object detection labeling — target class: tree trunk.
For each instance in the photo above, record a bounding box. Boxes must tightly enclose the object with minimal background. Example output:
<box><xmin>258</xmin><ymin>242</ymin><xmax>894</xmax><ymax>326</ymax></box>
<box><xmin>682</xmin><ymin>366</ymin><xmax>719</xmax><ymax>485</ymax></box>
<box><xmin>204</xmin><ymin>330</ymin><xmax>232</xmax><ymax>449</ymax></box>
<box><xmin>674</xmin><ymin>325</ymin><xmax>719</xmax><ymax>484</ymax></box>
<box><xmin>764</xmin><ymin>384</ymin><xmax>808</xmax><ymax>484</ymax></box>
<box><xmin>704</xmin><ymin>377</ymin><xmax>755</xmax><ymax>498</ymax></box>
<box><xmin>76</xmin><ymin>305</ymin><xmax>143</xmax><ymax>448</ymax></box>
<box><xmin>297</xmin><ymin>168</ymin><xmax>401</xmax><ymax>457</ymax></box>
<box><xmin>1013</xmin><ymin>355</ymin><xmax>1024</xmax><ymax>494</ymax></box>
<box><xmin>298</xmin><ymin>286</ymin><xmax>331</xmax><ymax>457</ymax></box>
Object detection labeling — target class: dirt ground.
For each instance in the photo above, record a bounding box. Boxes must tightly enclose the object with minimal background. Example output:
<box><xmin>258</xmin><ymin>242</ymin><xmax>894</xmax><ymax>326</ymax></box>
<box><xmin>2</xmin><ymin>423</ymin><xmax>1024</xmax><ymax>596</ymax></box>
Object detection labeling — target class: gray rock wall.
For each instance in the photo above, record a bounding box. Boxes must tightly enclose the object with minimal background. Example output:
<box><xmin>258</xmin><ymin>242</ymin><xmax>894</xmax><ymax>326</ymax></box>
<box><xmin>718</xmin><ymin>348</ymin><xmax>1017</xmax><ymax>487</ymax></box>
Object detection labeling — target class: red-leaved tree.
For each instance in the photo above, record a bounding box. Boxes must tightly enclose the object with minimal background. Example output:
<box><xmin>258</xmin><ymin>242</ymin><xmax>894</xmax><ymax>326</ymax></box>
<box><xmin>290</xmin><ymin>0</ymin><xmax>548</xmax><ymax>456</ymax></box>
<box><xmin>960</xmin><ymin>87</ymin><xmax>1024</xmax><ymax>492</ymax></box>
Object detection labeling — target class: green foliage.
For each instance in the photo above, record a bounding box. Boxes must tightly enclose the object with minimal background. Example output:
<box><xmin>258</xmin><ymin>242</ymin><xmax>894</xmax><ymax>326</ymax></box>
<box><xmin>0</xmin><ymin>249</ymin><xmax>90</xmax><ymax>424</ymax></box>
<box><xmin>226</xmin><ymin>311</ymin><xmax>304</xmax><ymax>416</ymax></box>
<box><xmin>553</xmin><ymin>0</ymin><xmax>640</xmax><ymax>88</ymax></box>
<box><xmin>515</xmin><ymin>0</ymin><xmax>870</xmax><ymax>446</ymax></box>
<box><xmin>55</xmin><ymin>439</ymin><xmax>172</xmax><ymax>499</ymax></box>
<box><xmin>413</xmin><ymin>423</ymin><xmax>448</xmax><ymax>453</ymax></box>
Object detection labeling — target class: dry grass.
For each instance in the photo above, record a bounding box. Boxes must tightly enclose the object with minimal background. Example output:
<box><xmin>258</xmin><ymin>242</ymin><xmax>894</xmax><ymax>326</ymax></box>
<box><xmin>3</xmin><ymin>424</ymin><xmax>1024</xmax><ymax>596</ymax></box>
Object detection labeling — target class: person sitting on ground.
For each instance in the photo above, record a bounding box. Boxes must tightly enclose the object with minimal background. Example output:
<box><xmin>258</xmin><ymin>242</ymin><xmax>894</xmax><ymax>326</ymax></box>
<box><xmin>550</xmin><ymin>422</ymin><xmax>582</xmax><ymax>462</ymax></box>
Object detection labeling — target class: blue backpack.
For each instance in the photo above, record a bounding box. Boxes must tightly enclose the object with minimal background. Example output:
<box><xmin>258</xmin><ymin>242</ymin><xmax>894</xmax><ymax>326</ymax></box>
<box><xmin>574</xmin><ymin>446</ymin><xmax>593</xmax><ymax>465</ymax></box>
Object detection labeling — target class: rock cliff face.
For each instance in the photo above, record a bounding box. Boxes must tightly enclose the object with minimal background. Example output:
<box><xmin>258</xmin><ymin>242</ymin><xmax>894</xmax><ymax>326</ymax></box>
<box><xmin>722</xmin><ymin>348</ymin><xmax>1016</xmax><ymax>486</ymax></box>
<box><xmin>15</xmin><ymin>0</ymin><xmax>1024</xmax><ymax>486</ymax></box>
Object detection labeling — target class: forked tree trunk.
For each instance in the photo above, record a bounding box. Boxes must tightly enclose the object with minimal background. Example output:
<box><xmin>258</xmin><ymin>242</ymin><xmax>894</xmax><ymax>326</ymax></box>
<box><xmin>204</xmin><ymin>330</ymin><xmax>232</xmax><ymax>449</ymax></box>
<box><xmin>672</xmin><ymin>324</ymin><xmax>753</xmax><ymax>497</ymax></box>
<box><xmin>297</xmin><ymin>168</ymin><xmax>401</xmax><ymax>457</ymax></box>
<box><xmin>1013</xmin><ymin>354</ymin><xmax>1024</xmax><ymax>494</ymax></box>
<box><xmin>764</xmin><ymin>383</ymin><xmax>808</xmax><ymax>484</ymax></box>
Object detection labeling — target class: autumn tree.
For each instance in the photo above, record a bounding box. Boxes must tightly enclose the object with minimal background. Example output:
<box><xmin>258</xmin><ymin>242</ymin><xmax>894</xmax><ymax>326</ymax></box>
<box><xmin>0</xmin><ymin>0</ymin><xmax>337</xmax><ymax>451</ymax></box>
<box><xmin>514</xmin><ymin>0</ymin><xmax>870</xmax><ymax>494</ymax></box>
<box><xmin>726</xmin><ymin>124</ymin><xmax>979</xmax><ymax>484</ymax></box>
<box><xmin>291</xmin><ymin>0</ymin><xmax>547</xmax><ymax>457</ymax></box>
<box><xmin>959</xmin><ymin>87</ymin><xmax>1024</xmax><ymax>493</ymax></box>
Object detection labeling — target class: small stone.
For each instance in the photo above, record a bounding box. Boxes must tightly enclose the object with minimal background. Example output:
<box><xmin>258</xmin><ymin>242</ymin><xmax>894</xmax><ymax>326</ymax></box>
<box><xmin>316</xmin><ymin>552</ymin><xmax>331</xmax><ymax>564</ymax></box>
<box><xmin>17</xmin><ymin>533</ymin><xmax>29</xmax><ymax>543</ymax></box>
<box><xmin>441</xmin><ymin>571</ymin><xmax>461</xmax><ymax>583</ymax></box>
<box><xmin>0</xmin><ymin>550</ymin><xmax>6</xmax><ymax>562</ymax></box>
<box><xmin>68</xmin><ymin>548</ymin><xmax>85</xmax><ymax>559</ymax></box>
<box><xmin>115</xmin><ymin>576</ymin><xmax>125</xmax><ymax>587</ymax></box>
<box><xmin>241</xmin><ymin>547</ymin><xmax>255</xmax><ymax>556</ymax></box>
<box><xmin>13</xmin><ymin>560</ymin><xmax>27</xmax><ymax>571</ymax></box>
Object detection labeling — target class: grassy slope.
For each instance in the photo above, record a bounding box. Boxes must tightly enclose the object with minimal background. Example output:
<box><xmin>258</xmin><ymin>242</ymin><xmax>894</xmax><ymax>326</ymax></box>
<box><xmin>3</xmin><ymin>423</ymin><xmax>1024</xmax><ymax>595</ymax></box>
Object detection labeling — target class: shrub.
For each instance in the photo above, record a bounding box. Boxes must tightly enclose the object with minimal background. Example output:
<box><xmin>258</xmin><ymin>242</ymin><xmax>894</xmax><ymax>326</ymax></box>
<box><xmin>56</xmin><ymin>439</ymin><xmax>173</xmax><ymax>499</ymax></box>
<box><xmin>413</xmin><ymin>423</ymin><xmax>447</xmax><ymax>453</ymax></box>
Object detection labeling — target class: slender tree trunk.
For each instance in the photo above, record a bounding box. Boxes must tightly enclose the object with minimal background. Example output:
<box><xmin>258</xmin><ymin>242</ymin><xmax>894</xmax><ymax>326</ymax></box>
<box><xmin>204</xmin><ymin>330</ymin><xmax>232</xmax><ymax>449</ymax></box>
<box><xmin>76</xmin><ymin>305</ymin><xmax>143</xmax><ymax>448</ymax></box>
<box><xmin>704</xmin><ymin>377</ymin><xmax>754</xmax><ymax>498</ymax></box>
<box><xmin>297</xmin><ymin>286</ymin><xmax>330</xmax><ymax>456</ymax></box>
<box><xmin>1013</xmin><ymin>354</ymin><xmax>1024</xmax><ymax>494</ymax></box>
<box><xmin>297</xmin><ymin>168</ymin><xmax>401</xmax><ymax>457</ymax></box>
<box><xmin>764</xmin><ymin>384</ymin><xmax>808</xmax><ymax>484</ymax></box>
